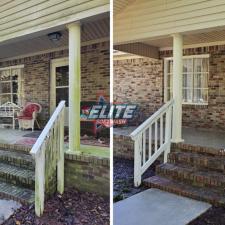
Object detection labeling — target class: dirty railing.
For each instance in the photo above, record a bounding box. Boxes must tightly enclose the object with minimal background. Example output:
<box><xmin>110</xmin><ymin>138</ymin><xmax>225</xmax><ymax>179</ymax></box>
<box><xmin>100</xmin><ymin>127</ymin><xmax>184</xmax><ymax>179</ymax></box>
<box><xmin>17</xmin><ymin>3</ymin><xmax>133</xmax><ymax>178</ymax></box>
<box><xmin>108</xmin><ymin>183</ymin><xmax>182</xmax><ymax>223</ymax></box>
<box><xmin>130</xmin><ymin>99</ymin><xmax>174</xmax><ymax>187</ymax></box>
<box><xmin>30</xmin><ymin>101</ymin><xmax>65</xmax><ymax>216</ymax></box>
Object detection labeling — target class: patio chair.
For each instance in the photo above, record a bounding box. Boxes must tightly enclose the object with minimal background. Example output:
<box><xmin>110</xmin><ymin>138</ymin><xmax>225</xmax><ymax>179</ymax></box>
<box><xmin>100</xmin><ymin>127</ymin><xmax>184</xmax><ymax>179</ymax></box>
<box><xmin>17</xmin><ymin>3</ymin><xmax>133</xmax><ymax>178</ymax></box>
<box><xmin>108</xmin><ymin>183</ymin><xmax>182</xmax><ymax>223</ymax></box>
<box><xmin>17</xmin><ymin>102</ymin><xmax>42</xmax><ymax>131</ymax></box>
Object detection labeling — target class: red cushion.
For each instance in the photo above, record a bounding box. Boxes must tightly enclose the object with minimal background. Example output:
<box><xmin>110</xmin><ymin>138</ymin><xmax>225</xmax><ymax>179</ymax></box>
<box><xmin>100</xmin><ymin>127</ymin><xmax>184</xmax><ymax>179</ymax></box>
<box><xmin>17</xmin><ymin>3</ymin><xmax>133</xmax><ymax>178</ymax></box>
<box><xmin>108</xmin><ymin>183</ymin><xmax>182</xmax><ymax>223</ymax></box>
<box><xmin>22</xmin><ymin>104</ymin><xmax>40</xmax><ymax>117</ymax></box>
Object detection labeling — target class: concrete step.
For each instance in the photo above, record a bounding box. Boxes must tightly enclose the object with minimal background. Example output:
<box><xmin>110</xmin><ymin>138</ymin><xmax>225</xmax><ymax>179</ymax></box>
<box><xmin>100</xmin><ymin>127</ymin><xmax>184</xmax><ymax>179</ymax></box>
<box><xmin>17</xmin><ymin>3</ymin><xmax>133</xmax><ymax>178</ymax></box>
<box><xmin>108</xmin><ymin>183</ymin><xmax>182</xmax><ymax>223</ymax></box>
<box><xmin>168</xmin><ymin>152</ymin><xmax>225</xmax><ymax>173</ymax></box>
<box><xmin>172</xmin><ymin>143</ymin><xmax>225</xmax><ymax>157</ymax></box>
<box><xmin>156</xmin><ymin>163</ymin><xmax>225</xmax><ymax>190</ymax></box>
<box><xmin>0</xmin><ymin>149</ymin><xmax>34</xmax><ymax>170</ymax></box>
<box><xmin>0</xmin><ymin>180</ymin><xmax>34</xmax><ymax>204</ymax></box>
<box><xmin>0</xmin><ymin>162</ymin><xmax>35</xmax><ymax>189</ymax></box>
<box><xmin>144</xmin><ymin>175</ymin><xmax>225</xmax><ymax>206</ymax></box>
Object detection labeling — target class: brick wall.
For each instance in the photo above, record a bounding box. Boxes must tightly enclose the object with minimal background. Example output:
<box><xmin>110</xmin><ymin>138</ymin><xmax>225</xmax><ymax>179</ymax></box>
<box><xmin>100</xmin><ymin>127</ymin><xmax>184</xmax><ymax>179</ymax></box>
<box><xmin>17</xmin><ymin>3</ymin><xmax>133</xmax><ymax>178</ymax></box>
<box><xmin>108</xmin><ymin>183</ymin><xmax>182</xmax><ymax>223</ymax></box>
<box><xmin>65</xmin><ymin>153</ymin><xmax>109</xmax><ymax>196</ymax></box>
<box><xmin>114</xmin><ymin>45</ymin><xmax>225</xmax><ymax>131</ymax></box>
<box><xmin>113</xmin><ymin>57</ymin><xmax>163</xmax><ymax>121</ymax></box>
<box><xmin>160</xmin><ymin>45</ymin><xmax>225</xmax><ymax>131</ymax></box>
<box><xmin>0</xmin><ymin>41</ymin><xmax>109</xmax><ymax>127</ymax></box>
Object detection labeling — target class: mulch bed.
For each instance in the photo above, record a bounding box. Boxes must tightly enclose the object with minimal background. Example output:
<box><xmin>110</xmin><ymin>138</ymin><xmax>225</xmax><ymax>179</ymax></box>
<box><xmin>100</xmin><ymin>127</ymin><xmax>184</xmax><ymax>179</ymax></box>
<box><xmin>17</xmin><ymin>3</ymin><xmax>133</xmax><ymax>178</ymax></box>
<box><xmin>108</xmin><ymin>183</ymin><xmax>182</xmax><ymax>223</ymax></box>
<box><xmin>113</xmin><ymin>157</ymin><xmax>157</xmax><ymax>202</ymax></box>
<box><xmin>188</xmin><ymin>206</ymin><xmax>225</xmax><ymax>225</ymax></box>
<box><xmin>3</xmin><ymin>188</ymin><xmax>109</xmax><ymax>225</ymax></box>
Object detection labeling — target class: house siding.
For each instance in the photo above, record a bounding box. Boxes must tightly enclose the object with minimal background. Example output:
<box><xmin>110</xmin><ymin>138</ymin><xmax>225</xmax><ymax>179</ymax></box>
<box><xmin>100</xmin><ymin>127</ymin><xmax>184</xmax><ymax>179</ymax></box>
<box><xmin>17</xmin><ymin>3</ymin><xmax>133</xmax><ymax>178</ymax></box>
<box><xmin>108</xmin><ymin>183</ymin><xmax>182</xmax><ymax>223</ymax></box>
<box><xmin>114</xmin><ymin>0</ymin><xmax>225</xmax><ymax>44</ymax></box>
<box><xmin>0</xmin><ymin>0</ymin><xmax>109</xmax><ymax>43</ymax></box>
<box><xmin>114</xmin><ymin>44</ymin><xmax>225</xmax><ymax>131</ymax></box>
<box><xmin>0</xmin><ymin>41</ymin><xmax>110</xmax><ymax>127</ymax></box>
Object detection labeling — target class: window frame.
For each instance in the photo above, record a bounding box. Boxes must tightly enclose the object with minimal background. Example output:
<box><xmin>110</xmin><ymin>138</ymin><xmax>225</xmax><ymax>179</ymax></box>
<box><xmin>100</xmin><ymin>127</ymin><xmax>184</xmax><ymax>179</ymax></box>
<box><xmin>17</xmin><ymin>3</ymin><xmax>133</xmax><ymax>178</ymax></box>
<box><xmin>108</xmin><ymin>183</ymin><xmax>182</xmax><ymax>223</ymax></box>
<box><xmin>0</xmin><ymin>65</ymin><xmax>24</xmax><ymax>105</ymax></box>
<box><xmin>164</xmin><ymin>54</ymin><xmax>209</xmax><ymax>105</ymax></box>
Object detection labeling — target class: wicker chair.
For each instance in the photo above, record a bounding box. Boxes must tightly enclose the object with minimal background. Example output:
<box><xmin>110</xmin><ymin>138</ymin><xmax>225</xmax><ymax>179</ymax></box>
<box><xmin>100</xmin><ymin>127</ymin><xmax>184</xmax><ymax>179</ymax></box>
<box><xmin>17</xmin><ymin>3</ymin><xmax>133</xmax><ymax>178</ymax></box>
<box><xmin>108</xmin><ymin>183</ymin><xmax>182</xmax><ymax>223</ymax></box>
<box><xmin>17</xmin><ymin>102</ymin><xmax>42</xmax><ymax>131</ymax></box>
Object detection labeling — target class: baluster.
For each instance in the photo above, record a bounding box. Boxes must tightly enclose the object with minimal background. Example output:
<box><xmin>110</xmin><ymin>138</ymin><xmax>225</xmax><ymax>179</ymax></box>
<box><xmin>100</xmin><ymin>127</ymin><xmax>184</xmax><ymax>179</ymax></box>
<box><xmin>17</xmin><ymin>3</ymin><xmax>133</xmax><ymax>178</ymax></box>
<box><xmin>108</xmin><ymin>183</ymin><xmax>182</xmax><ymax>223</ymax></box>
<box><xmin>160</xmin><ymin>115</ymin><xmax>163</xmax><ymax>146</ymax></box>
<box><xmin>57</xmin><ymin>108</ymin><xmax>65</xmax><ymax>193</ymax></box>
<box><xmin>148</xmin><ymin>125</ymin><xmax>152</xmax><ymax>159</ymax></box>
<box><xmin>143</xmin><ymin>131</ymin><xmax>146</xmax><ymax>164</ymax></box>
<box><xmin>155</xmin><ymin>120</ymin><xmax>158</xmax><ymax>152</ymax></box>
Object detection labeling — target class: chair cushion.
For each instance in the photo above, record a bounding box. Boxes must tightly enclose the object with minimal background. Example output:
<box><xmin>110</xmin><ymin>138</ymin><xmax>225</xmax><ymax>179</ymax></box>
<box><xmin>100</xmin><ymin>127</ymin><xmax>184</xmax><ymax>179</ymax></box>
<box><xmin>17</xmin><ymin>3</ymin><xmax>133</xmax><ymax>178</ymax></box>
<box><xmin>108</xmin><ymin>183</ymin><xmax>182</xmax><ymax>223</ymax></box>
<box><xmin>17</xmin><ymin>116</ymin><xmax>33</xmax><ymax>120</ymax></box>
<box><xmin>22</xmin><ymin>104</ymin><xmax>40</xmax><ymax>117</ymax></box>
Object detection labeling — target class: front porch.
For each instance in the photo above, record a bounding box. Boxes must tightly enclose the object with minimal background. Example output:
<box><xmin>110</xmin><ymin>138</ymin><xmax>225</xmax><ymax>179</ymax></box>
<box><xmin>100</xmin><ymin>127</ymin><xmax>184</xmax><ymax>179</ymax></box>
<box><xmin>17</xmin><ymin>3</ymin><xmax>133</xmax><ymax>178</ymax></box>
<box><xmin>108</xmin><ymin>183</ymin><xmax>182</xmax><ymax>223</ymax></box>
<box><xmin>114</xmin><ymin>126</ymin><xmax>225</xmax><ymax>151</ymax></box>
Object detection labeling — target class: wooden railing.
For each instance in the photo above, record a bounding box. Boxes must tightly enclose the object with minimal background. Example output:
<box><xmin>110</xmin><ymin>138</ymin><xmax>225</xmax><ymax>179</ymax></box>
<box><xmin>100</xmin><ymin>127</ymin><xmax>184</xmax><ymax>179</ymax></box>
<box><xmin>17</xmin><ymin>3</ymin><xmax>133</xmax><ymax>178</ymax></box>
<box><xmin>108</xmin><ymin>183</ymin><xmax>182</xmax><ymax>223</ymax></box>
<box><xmin>30</xmin><ymin>101</ymin><xmax>65</xmax><ymax>216</ymax></box>
<box><xmin>130</xmin><ymin>99</ymin><xmax>174</xmax><ymax>187</ymax></box>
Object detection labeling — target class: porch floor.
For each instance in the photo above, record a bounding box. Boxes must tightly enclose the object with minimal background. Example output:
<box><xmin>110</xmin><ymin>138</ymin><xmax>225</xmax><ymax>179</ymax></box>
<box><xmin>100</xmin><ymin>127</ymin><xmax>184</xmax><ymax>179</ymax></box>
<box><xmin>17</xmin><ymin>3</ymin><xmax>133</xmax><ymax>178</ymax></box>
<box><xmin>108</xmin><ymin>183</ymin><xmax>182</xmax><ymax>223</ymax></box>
<box><xmin>0</xmin><ymin>128</ymin><xmax>109</xmax><ymax>157</ymax></box>
<box><xmin>114</xmin><ymin>126</ymin><xmax>225</xmax><ymax>149</ymax></box>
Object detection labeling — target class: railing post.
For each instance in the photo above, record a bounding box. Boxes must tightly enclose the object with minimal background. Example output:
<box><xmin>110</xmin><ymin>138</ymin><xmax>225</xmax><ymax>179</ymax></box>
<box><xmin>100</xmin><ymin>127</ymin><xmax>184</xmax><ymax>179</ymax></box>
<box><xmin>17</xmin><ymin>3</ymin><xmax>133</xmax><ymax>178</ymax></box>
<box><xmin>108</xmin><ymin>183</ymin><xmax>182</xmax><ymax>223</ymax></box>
<box><xmin>164</xmin><ymin>105</ymin><xmax>172</xmax><ymax>163</ymax></box>
<box><xmin>134</xmin><ymin>135</ymin><xmax>142</xmax><ymax>187</ymax></box>
<box><xmin>34</xmin><ymin>147</ymin><xmax>45</xmax><ymax>217</ymax></box>
<box><xmin>57</xmin><ymin>107</ymin><xmax>65</xmax><ymax>194</ymax></box>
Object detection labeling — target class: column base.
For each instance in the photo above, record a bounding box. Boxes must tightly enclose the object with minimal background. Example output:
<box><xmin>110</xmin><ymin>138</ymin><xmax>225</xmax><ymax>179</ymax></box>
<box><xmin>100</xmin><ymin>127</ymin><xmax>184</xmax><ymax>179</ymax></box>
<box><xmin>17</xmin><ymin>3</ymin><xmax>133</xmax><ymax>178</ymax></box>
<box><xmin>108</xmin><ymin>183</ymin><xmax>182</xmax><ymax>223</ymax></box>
<box><xmin>171</xmin><ymin>138</ymin><xmax>184</xmax><ymax>143</ymax></box>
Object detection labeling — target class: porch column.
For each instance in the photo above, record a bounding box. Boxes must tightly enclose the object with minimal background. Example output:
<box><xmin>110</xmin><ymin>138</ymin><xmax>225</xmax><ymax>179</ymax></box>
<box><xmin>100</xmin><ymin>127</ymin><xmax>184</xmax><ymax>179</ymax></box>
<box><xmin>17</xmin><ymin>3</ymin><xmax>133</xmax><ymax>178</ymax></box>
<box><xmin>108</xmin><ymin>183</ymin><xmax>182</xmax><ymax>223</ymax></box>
<box><xmin>67</xmin><ymin>22</ymin><xmax>81</xmax><ymax>151</ymax></box>
<box><xmin>172</xmin><ymin>33</ymin><xmax>183</xmax><ymax>143</ymax></box>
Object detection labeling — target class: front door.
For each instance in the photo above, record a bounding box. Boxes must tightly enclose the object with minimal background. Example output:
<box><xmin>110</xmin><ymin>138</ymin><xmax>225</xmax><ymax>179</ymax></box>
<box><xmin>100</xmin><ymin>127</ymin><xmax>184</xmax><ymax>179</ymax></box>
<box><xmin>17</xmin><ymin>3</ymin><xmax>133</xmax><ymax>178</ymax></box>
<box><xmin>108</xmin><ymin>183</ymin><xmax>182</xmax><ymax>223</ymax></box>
<box><xmin>50</xmin><ymin>58</ymin><xmax>69</xmax><ymax>126</ymax></box>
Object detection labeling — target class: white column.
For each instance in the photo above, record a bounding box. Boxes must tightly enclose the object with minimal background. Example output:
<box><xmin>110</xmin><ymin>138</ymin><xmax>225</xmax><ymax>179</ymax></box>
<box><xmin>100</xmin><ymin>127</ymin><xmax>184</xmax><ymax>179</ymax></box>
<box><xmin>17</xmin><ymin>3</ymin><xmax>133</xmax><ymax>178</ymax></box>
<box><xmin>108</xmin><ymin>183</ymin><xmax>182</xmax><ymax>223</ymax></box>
<box><xmin>67</xmin><ymin>22</ymin><xmax>81</xmax><ymax>151</ymax></box>
<box><xmin>172</xmin><ymin>33</ymin><xmax>183</xmax><ymax>143</ymax></box>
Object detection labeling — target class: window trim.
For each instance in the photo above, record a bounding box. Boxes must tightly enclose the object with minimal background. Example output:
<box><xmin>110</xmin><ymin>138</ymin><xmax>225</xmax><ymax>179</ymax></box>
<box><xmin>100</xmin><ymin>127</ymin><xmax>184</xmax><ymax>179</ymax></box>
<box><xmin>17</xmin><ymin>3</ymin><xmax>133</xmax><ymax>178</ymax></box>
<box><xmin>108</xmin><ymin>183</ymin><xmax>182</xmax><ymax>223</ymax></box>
<box><xmin>164</xmin><ymin>54</ymin><xmax>209</xmax><ymax>105</ymax></box>
<box><xmin>0</xmin><ymin>65</ymin><xmax>24</xmax><ymax>105</ymax></box>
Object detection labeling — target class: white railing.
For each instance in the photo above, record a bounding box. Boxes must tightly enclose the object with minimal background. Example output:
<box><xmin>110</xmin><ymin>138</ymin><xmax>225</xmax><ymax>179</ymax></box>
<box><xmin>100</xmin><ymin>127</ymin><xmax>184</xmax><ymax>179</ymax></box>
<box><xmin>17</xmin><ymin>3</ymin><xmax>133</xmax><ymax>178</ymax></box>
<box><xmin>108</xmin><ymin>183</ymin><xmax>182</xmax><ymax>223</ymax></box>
<box><xmin>130</xmin><ymin>99</ymin><xmax>174</xmax><ymax>187</ymax></box>
<box><xmin>30</xmin><ymin>101</ymin><xmax>65</xmax><ymax>216</ymax></box>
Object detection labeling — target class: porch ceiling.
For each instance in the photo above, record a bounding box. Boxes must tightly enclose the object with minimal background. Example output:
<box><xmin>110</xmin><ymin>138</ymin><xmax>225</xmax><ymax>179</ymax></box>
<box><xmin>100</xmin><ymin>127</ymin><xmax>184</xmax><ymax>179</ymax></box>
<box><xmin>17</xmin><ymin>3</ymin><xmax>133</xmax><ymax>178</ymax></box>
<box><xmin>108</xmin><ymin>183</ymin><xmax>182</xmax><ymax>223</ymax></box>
<box><xmin>142</xmin><ymin>28</ymin><xmax>225</xmax><ymax>49</ymax></box>
<box><xmin>0</xmin><ymin>16</ymin><xmax>109</xmax><ymax>60</ymax></box>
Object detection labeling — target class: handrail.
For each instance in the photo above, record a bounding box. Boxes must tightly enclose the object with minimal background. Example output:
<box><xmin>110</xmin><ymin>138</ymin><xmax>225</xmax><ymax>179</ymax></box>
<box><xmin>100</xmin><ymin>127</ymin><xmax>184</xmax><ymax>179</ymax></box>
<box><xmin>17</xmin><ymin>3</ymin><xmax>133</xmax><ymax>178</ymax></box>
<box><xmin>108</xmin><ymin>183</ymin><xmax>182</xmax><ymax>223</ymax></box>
<box><xmin>131</xmin><ymin>99</ymin><xmax>174</xmax><ymax>187</ymax></box>
<box><xmin>30</xmin><ymin>100</ymin><xmax>65</xmax><ymax>216</ymax></box>
<box><xmin>130</xmin><ymin>99</ymin><xmax>174</xmax><ymax>140</ymax></box>
<box><xmin>30</xmin><ymin>101</ymin><xmax>65</xmax><ymax>155</ymax></box>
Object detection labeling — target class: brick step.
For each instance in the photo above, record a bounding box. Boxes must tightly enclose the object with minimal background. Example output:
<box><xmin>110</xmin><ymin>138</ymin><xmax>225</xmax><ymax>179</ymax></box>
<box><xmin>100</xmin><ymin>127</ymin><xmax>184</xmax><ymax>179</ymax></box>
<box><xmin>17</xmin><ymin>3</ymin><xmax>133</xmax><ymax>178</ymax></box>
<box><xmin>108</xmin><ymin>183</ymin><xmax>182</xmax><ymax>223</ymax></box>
<box><xmin>172</xmin><ymin>143</ymin><xmax>225</xmax><ymax>157</ymax></box>
<box><xmin>144</xmin><ymin>175</ymin><xmax>225</xmax><ymax>206</ymax></box>
<box><xmin>0</xmin><ymin>180</ymin><xmax>34</xmax><ymax>204</ymax></box>
<box><xmin>0</xmin><ymin>149</ymin><xmax>34</xmax><ymax>170</ymax></box>
<box><xmin>0</xmin><ymin>162</ymin><xmax>35</xmax><ymax>189</ymax></box>
<box><xmin>0</xmin><ymin>143</ymin><xmax>31</xmax><ymax>154</ymax></box>
<box><xmin>168</xmin><ymin>152</ymin><xmax>225</xmax><ymax>173</ymax></box>
<box><xmin>156</xmin><ymin>163</ymin><xmax>225</xmax><ymax>190</ymax></box>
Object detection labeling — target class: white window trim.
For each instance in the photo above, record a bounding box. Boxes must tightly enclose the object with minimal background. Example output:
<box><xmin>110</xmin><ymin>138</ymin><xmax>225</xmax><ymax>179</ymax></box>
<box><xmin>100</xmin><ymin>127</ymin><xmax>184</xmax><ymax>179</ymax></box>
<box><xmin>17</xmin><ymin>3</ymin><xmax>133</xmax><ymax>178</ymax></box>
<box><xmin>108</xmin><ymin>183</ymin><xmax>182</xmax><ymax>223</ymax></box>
<box><xmin>0</xmin><ymin>65</ymin><xmax>24</xmax><ymax>105</ymax></box>
<box><xmin>164</xmin><ymin>55</ymin><xmax>209</xmax><ymax>105</ymax></box>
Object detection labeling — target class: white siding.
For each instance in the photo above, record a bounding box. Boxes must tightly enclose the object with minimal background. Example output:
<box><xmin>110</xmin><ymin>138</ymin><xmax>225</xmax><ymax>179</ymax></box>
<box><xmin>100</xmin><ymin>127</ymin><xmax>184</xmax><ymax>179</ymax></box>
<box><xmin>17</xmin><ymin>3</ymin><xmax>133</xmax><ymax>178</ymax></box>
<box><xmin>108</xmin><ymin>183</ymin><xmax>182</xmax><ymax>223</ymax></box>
<box><xmin>0</xmin><ymin>0</ymin><xmax>109</xmax><ymax>43</ymax></box>
<box><xmin>114</xmin><ymin>0</ymin><xmax>225</xmax><ymax>44</ymax></box>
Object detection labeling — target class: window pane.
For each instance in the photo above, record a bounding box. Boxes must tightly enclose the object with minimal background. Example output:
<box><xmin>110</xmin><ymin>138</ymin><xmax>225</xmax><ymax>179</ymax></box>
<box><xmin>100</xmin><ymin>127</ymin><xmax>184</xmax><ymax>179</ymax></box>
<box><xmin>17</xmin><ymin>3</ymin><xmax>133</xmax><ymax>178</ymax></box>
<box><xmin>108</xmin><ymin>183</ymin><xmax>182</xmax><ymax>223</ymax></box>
<box><xmin>0</xmin><ymin>70</ymin><xmax>11</xmax><ymax>81</ymax></box>
<box><xmin>194</xmin><ymin>73</ymin><xmax>208</xmax><ymax>88</ymax></box>
<box><xmin>202</xmin><ymin>58</ymin><xmax>209</xmax><ymax>73</ymax></box>
<box><xmin>194</xmin><ymin>58</ymin><xmax>203</xmax><ymax>73</ymax></box>
<box><xmin>183</xmin><ymin>73</ymin><xmax>192</xmax><ymax>88</ymax></box>
<box><xmin>13</xmin><ymin>94</ymin><xmax>18</xmax><ymax>104</ymax></box>
<box><xmin>56</xmin><ymin>88</ymin><xmax>68</xmax><ymax>107</ymax></box>
<box><xmin>193</xmin><ymin>89</ymin><xmax>207</xmax><ymax>103</ymax></box>
<box><xmin>183</xmin><ymin>89</ymin><xmax>192</xmax><ymax>103</ymax></box>
<box><xmin>12</xmin><ymin>81</ymin><xmax>18</xmax><ymax>94</ymax></box>
<box><xmin>56</xmin><ymin>66</ymin><xmax>69</xmax><ymax>87</ymax></box>
<box><xmin>0</xmin><ymin>82</ymin><xmax>11</xmax><ymax>93</ymax></box>
<box><xmin>0</xmin><ymin>94</ymin><xmax>11</xmax><ymax>104</ymax></box>
<box><xmin>183</xmin><ymin>59</ymin><xmax>192</xmax><ymax>73</ymax></box>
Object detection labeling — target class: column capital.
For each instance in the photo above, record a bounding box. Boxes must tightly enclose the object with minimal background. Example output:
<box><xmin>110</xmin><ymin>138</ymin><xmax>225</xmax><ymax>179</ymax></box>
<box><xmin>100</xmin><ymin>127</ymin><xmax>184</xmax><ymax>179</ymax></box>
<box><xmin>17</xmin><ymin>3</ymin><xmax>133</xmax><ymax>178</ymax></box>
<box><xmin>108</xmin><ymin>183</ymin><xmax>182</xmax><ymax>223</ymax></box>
<box><xmin>66</xmin><ymin>21</ymin><xmax>81</xmax><ymax>30</ymax></box>
<box><xmin>171</xmin><ymin>33</ymin><xmax>183</xmax><ymax>38</ymax></box>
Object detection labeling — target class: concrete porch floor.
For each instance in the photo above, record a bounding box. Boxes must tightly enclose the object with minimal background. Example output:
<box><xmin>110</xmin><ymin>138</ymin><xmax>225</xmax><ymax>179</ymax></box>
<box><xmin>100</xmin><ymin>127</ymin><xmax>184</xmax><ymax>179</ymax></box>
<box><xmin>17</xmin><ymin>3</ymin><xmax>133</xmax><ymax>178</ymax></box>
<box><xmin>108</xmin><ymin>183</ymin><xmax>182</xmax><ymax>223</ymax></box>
<box><xmin>114</xmin><ymin>126</ymin><xmax>225</xmax><ymax>149</ymax></box>
<box><xmin>0</xmin><ymin>128</ymin><xmax>110</xmax><ymax>158</ymax></box>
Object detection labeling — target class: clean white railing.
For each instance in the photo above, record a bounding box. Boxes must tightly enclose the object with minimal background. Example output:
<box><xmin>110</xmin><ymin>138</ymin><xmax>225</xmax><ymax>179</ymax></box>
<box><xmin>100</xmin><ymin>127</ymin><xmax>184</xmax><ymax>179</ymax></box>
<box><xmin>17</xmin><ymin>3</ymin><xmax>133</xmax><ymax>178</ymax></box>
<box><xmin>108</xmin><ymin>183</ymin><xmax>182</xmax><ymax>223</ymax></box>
<box><xmin>30</xmin><ymin>101</ymin><xmax>65</xmax><ymax>216</ymax></box>
<box><xmin>130</xmin><ymin>99</ymin><xmax>174</xmax><ymax>187</ymax></box>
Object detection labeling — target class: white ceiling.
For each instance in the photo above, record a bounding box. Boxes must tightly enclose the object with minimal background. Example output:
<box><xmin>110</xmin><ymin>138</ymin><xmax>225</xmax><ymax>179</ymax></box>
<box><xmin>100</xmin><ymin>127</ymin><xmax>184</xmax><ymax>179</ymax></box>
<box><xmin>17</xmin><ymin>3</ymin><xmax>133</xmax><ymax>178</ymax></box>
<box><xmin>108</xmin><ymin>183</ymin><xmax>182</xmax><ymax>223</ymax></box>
<box><xmin>0</xmin><ymin>16</ymin><xmax>109</xmax><ymax>60</ymax></box>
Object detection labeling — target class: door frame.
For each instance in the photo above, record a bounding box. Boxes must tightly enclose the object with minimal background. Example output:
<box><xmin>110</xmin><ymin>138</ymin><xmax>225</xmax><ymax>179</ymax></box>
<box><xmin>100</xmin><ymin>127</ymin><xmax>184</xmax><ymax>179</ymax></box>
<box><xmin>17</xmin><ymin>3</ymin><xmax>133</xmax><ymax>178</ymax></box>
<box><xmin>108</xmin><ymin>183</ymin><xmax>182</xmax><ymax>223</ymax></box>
<box><xmin>50</xmin><ymin>57</ymin><xmax>68</xmax><ymax>115</ymax></box>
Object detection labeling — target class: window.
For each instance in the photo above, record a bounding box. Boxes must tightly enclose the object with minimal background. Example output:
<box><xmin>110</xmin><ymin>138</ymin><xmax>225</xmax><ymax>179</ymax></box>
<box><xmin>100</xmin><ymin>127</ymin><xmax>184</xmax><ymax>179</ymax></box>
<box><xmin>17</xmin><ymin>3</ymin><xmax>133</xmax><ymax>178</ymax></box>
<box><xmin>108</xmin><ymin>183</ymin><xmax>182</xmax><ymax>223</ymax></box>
<box><xmin>164</xmin><ymin>55</ymin><xmax>209</xmax><ymax>104</ymax></box>
<box><xmin>0</xmin><ymin>66</ymin><xmax>24</xmax><ymax>105</ymax></box>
